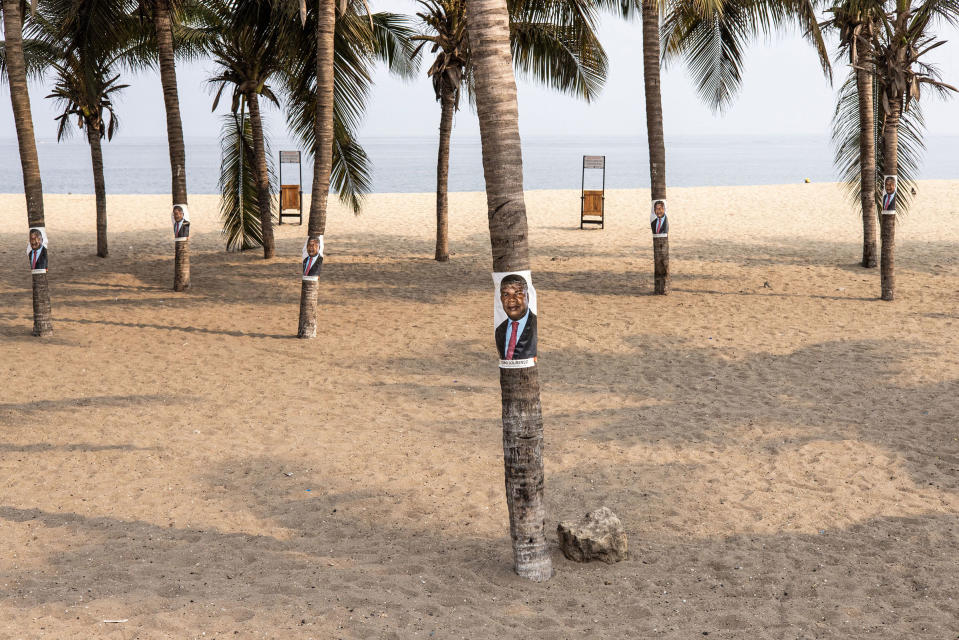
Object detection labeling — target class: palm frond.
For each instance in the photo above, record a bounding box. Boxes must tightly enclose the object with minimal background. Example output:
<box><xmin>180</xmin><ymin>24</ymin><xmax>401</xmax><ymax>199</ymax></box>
<box><xmin>664</xmin><ymin>0</ymin><xmax>831</xmax><ymax>112</ymax></box>
<box><xmin>509</xmin><ymin>19</ymin><xmax>607</xmax><ymax>101</ymax></box>
<box><xmin>831</xmin><ymin>69</ymin><xmax>924</xmax><ymax>217</ymax></box>
<box><xmin>281</xmin><ymin>8</ymin><xmax>414</xmax><ymax>212</ymax></box>
<box><xmin>330</xmin><ymin>121</ymin><xmax>372</xmax><ymax>214</ymax></box>
<box><xmin>219</xmin><ymin>112</ymin><xmax>276</xmax><ymax>251</ymax></box>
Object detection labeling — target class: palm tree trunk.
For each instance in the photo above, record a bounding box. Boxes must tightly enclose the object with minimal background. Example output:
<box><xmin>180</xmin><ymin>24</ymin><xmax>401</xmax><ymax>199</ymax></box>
<box><xmin>2</xmin><ymin>0</ymin><xmax>53</xmax><ymax>336</ymax></box>
<box><xmin>297</xmin><ymin>0</ymin><xmax>336</xmax><ymax>339</ymax></box>
<box><xmin>86</xmin><ymin>124</ymin><xmax>109</xmax><ymax>258</ymax></box>
<box><xmin>434</xmin><ymin>83</ymin><xmax>454</xmax><ymax>262</ymax></box>
<box><xmin>246</xmin><ymin>91</ymin><xmax>276</xmax><ymax>259</ymax></box>
<box><xmin>154</xmin><ymin>0</ymin><xmax>190</xmax><ymax>290</ymax></box>
<box><xmin>855</xmin><ymin>47</ymin><xmax>877</xmax><ymax>268</ymax></box>
<box><xmin>466</xmin><ymin>0</ymin><xmax>551</xmax><ymax>582</ymax></box>
<box><xmin>642</xmin><ymin>0</ymin><xmax>668</xmax><ymax>295</ymax></box>
<box><xmin>880</xmin><ymin>97</ymin><xmax>900</xmax><ymax>301</ymax></box>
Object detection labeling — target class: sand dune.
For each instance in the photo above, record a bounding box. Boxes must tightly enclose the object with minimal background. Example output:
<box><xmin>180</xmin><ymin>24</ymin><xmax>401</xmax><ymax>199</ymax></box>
<box><xmin>0</xmin><ymin>182</ymin><xmax>957</xmax><ymax>638</ymax></box>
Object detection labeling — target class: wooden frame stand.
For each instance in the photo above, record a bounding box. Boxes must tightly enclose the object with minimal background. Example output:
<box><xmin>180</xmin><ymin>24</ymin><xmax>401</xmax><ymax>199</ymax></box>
<box><xmin>580</xmin><ymin>155</ymin><xmax>605</xmax><ymax>229</ymax></box>
<box><xmin>278</xmin><ymin>150</ymin><xmax>303</xmax><ymax>225</ymax></box>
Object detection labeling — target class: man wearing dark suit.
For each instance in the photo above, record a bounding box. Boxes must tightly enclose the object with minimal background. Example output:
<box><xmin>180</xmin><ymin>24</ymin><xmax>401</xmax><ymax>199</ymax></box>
<box><xmin>303</xmin><ymin>236</ymin><xmax>323</xmax><ymax>277</ymax></box>
<box><xmin>28</xmin><ymin>229</ymin><xmax>47</xmax><ymax>271</ymax></box>
<box><xmin>173</xmin><ymin>205</ymin><xmax>190</xmax><ymax>238</ymax></box>
<box><xmin>651</xmin><ymin>200</ymin><xmax>668</xmax><ymax>234</ymax></box>
<box><xmin>495</xmin><ymin>274</ymin><xmax>537</xmax><ymax>360</ymax></box>
<box><xmin>882</xmin><ymin>177</ymin><xmax>897</xmax><ymax>211</ymax></box>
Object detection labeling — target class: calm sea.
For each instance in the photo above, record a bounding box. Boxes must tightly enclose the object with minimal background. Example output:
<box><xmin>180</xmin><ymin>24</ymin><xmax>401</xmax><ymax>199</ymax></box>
<box><xmin>2</xmin><ymin>134</ymin><xmax>958</xmax><ymax>194</ymax></box>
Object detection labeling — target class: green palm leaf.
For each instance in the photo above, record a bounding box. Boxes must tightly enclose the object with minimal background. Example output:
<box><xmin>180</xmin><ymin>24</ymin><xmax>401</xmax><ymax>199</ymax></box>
<box><xmin>219</xmin><ymin>111</ymin><xmax>277</xmax><ymax>251</ymax></box>
<box><xmin>831</xmin><ymin>69</ymin><xmax>924</xmax><ymax>216</ymax></box>
<box><xmin>281</xmin><ymin>8</ymin><xmax>418</xmax><ymax>213</ymax></box>
<box><xmin>508</xmin><ymin>0</ymin><xmax>608</xmax><ymax>102</ymax></box>
<box><xmin>663</xmin><ymin>0</ymin><xmax>831</xmax><ymax>112</ymax></box>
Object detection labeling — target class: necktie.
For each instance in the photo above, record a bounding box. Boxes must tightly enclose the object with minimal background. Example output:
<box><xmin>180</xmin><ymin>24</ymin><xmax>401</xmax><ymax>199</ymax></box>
<box><xmin>31</xmin><ymin>250</ymin><xmax>37</xmax><ymax>269</ymax></box>
<box><xmin>305</xmin><ymin>257</ymin><xmax>313</xmax><ymax>275</ymax></box>
<box><xmin>506</xmin><ymin>320</ymin><xmax>519</xmax><ymax>359</ymax></box>
<box><xmin>656</xmin><ymin>218</ymin><xmax>662</xmax><ymax>233</ymax></box>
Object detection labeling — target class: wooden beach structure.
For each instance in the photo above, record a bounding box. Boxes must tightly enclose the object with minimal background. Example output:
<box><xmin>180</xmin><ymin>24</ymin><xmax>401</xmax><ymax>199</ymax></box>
<box><xmin>580</xmin><ymin>155</ymin><xmax>606</xmax><ymax>229</ymax></box>
<box><xmin>278</xmin><ymin>150</ymin><xmax>303</xmax><ymax>225</ymax></box>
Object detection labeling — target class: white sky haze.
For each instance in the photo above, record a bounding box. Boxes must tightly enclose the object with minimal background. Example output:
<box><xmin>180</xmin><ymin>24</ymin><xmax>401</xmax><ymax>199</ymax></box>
<box><xmin>2</xmin><ymin>0</ymin><xmax>958</xmax><ymax>141</ymax></box>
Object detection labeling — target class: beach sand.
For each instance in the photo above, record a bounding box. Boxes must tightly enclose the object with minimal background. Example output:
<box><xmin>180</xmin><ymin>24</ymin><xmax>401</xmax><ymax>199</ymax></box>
<box><xmin>1</xmin><ymin>181</ymin><xmax>958</xmax><ymax>638</ymax></box>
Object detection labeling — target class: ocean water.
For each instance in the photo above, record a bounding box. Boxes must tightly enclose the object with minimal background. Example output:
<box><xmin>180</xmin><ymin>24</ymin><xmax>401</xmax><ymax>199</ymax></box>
<box><xmin>1</xmin><ymin>134</ymin><xmax>958</xmax><ymax>195</ymax></box>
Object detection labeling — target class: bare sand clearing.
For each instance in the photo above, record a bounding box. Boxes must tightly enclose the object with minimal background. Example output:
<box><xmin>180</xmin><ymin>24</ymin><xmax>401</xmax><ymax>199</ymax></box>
<box><xmin>1</xmin><ymin>181</ymin><xmax>958</xmax><ymax>639</ymax></box>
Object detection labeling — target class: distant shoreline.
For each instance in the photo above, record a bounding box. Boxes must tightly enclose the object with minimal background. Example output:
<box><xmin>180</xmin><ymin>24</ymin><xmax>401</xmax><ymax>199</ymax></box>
<box><xmin>4</xmin><ymin>178</ymin><xmax>959</xmax><ymax>198</ymax></box>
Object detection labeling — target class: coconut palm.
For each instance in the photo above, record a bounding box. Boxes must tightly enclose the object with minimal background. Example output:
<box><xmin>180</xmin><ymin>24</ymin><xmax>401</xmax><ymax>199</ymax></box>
<box><xmin>218</xmin><ymin>110</ymin><xmax>276</xmax><ymax>251</ymax></box>
<box><xmin>1</xmin><ymin>0</ymin><xmax>136</xmax><ymax>259</ymax></box>
<box><xmin>659</xmin><ymin>0</ymin><xmax>831</xmax><ymax>293</ymax></box>
<box><xmin>149</xmin><ymin>0</ymin><xmax>192</xmax><ymax>290</ymax></box>
<box><xmin>822</xmin><ymin>0</ymin><xmax>884</xmax><ymax>267</ymax></box>
<box><xmin>205</xmin><ymin>0</ymin><xmax>284</xmax><ymax>259</ymax></box>
<box><xmin>47</xmin><ymin>63</ymin><xmax>127</xmax><ymax>259</ymax></box>
<box><xmin>642</xmin><ymin>0</ymin><xmax>668</xmax><ymax>293</ymax></box>
<box><xmin>281</xmin><ymin>3</ymin><xmax>419</xmax><ymax>214</ymax></box>
<box><xmin>413</xmin><ymin>0</ymin><xmax>608</xmax><ymax>262</ymax></box>
<box><xmin>286</xmin><ymin>0</ymin><xmax>419</xmax><ymax>338</ymax></box>
<box><xmin>870</xmin><ymin>0</ymin><xmax>956</xmax><ymax>300</ymax></box>
<box><xmin>411</xmin><ymin>0</ymin><xmax>467</xmax><ymax>262</ymax></box>
<box><xmin>1</xmin><ymin>0</ymin><xmax>53</xmax><ymax>336</ymax></box>
<box><xmin>466</xmin><ymin>0</ymin><xmax>552</xmax><ymax>581</ymax></box>
<box><xmin>296</xmin><ymin>0</ymin><xmax>336</xmax><ymax>339</ymax></box>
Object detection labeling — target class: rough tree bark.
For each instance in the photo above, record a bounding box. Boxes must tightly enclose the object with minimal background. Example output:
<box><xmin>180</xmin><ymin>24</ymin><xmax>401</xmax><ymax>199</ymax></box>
<box><xmin>880</xmin><ymin>98</ymin><xmax>899</xmax><ymax>301</ymax></box>
<box><xmin>856</xmin><ymin>42</ymin><xmax>877</xmax><ymax>268</ymax></box>
<box><xmin>3</xmin><ymin>0</ymin><xmax>53</xmax><ymax>336</ymax></box>
<box><xmin>86</xmin><ymin>123</ymin><xmax>109</xmax><ymax>258</ymax></box>
<box><xmin>642</xmin><ymin>0</ymin><xmax>668</xmax><ymax>294</ymax></box>
<box><xmin>297</xmin><ymin>0</ymin><xmax>335</xmax><ymax>339</ymax></box>
<box><xmin>154</xmin><ymin>0</ymin><xmax>190</xmax><ymax>290</ymax></box>
<box><xmin>434</xmin><ymin>82</ymin><xmax>454</xmax><ymax>262</ymax></box>
<box><xmin>466</xmin><ymin>0</ymin><xmax>552</xmax><ymax>581</ymax></box>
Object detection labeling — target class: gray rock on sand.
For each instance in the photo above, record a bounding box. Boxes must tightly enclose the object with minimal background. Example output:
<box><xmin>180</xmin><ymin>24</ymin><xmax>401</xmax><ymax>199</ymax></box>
<box><xmin>557</xmin><ymin>507</ymin><xmax>627</xmax><ymax>563</ymax></box>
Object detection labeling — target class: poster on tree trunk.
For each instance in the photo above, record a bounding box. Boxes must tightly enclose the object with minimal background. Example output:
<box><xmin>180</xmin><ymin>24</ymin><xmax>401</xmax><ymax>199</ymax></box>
<box><xmin>881</xmin><ymin>176</ymin><xmax>897</xmax><ymax>213</ymax></box>
<box><xmin>650</xmin><ymin>200</ymin><xmax>668</xmax><ymax>237</ymax></box>
<box><xmin>302</xmin><ymin>235</ymin><xmax>324</xmax><ymax>281</ymax></box>
<box><xmin>493</xmin><ymin>271</ymin><xmax>537</xmax><ymax>368</ymax></box>
<box><xmin>172</xmin><ymin>204</ymin><xmax>191</xmax><ymax>240</ymax></box>
<box><xmin>27</xmin><ymin>227</ymin><xmax>48</xmax><ymax>274</ymax></box>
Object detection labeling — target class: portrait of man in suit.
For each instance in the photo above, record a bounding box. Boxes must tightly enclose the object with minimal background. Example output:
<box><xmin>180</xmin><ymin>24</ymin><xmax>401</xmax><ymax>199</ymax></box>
<box><xmin>172</xmin><ymin>204</ymin><xmax>191</xmax><ymax>239</ymax></box>
<box><xmin>28</xmin><ymin>228</ymin><xmax>48</xmax><ymax>272</ymax></box>
<box><xmin>495</xmin><ymin>273</ymin><xmax>537</xmax><ymax>362</ymax></box>
<box><xmin>650</xmin><ymin>200</ymin><xmax>668</xmax><ymax>235</ymax></box>
<box><xmin>302</xmin><ymin>235</ymin><xmax>323</xmax><ymax>279</ymax></box>
<box><xmin>882</xmin><ymin>176</ymin><xmax>897</xmax><ymax>212</ymax></box>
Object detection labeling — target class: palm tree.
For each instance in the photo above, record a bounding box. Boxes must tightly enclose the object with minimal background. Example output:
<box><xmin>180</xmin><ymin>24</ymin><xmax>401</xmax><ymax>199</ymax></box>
<box><xmin>466</xmin><ymin>0</ymin><xmax>551</xmax><ymax>581</ymax></box>
<box><xmin>47</xmin><ymin>63</ymin><xmax>127</xmax><ymax>259</ymax></box>
<box><xmin>871</xmin><ymin>0</ymin><xmax>956</xmax><ymax>300</ymax></box>
<box><xmin>660</xmin><ymin>0</ymin><xmax>831</xmax><ymax>293</ymax></box>
<box><xmin>831</xmin><ymin>70</ymin><xmax>926</xmax><ymax>238</ymax></box>
<box><xmin>150</xmin><ymin>0</ymin><xmax>191</xmax><ymax>290</ymax></box>
<box><xmin>1</xmin><ymin>0</ymin><xmax>53</xmax><ymax>336</ymax></box>
<box><xmin>297</xmin><ymin>0</ymin><xmax>336</xmax><ymax>339</ymax></box>
<box><xmin>413</xmin><ymin>0</ymin><xmax>607</xmax><ymax>262</ymax></box>
<box><xmin>286</xmin><ymin>0</ymin><xmax>419</xmax><ymax>337</ymax></box>
<box><xmin>205</xmin><ymin>0</ymin><xmax>284</xmax><ymax>259</ymax></box>
<box><xmin>411</xmin><ymin>0</ymin><xmax>467</xmax><ymax>262</ymax></box>
<box><xmin>822</xmin><ymin>0</ymin><xmax>883</xmax><ymax>267</ymax></box>
<box><xmin>642</xmin><ymin>0</ymin><xmax>668</xmax><ymax>293</ymax></box>
<box><xmin>2</xmin><ymin>0</ymin><xmax>134</xmax><ymax>260</ymax></box>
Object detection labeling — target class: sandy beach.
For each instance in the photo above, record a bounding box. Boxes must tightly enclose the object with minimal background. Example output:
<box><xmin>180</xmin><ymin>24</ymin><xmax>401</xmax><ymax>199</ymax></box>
<box><xmin>1</xmin><ymin>181</ymin><xmax>958</xmax><ymax>638</ymax></box>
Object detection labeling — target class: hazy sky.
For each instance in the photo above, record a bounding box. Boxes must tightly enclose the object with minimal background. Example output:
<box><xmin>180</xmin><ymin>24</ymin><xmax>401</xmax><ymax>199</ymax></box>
<box><xmin>2</xmin><ymin>0</ymin><xmax>958</xmax><ymax>142</ymax></box>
